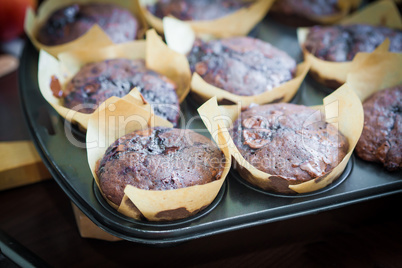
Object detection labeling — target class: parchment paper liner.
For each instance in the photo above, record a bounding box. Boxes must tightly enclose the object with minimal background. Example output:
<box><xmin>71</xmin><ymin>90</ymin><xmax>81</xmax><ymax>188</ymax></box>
<box><xmin>297</xmin><ymin>0</ymin><xmax>402</xmax><ymax>89</ymax></box>
<box><xmin>38</xmin><ymin>29</ymin><xmax>191</xmax><ymax>130</ymax></box>
<box><xmin>198</xmin><ymin>84</ymin><xmax>364</xmax><ymax>194</ymax></box>
<box><xmin>270</xmin><ymin>0</ymin><xmax>362</xmax><ymax>26</ymax></box>
<box><xmin>86</xmin><ymin>98</ymin><xmax>231</xmax><ymax>221</ymax></box>
<box><xmin>139</xmin><ymin>0</ymin><xmax>274</xmax><ymax>37</ymax></box>
<box><xmin>346</xmin><ymin>40</ymin><xmax>402</xmax><ymax>102</ymax></box>
<box><xmin>24</xmin><ymin>0</ymin><xmax>148</xmax><ymax>57</ymax></box>
<box><xmin>163</xmin><ymin>17</ymin><xmax>310</xmax><ymax>107</ymax></box>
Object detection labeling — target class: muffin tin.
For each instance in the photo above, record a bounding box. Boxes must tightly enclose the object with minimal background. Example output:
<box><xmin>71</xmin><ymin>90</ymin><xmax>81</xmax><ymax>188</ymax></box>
<box><xmin>19</xmin><ymin>17</ymin><xmax>402</xmax><ymax>245</ymax></box>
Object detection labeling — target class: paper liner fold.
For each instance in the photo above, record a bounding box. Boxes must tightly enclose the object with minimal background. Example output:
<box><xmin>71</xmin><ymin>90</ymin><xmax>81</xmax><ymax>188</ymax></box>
<box><xmin>346</xmin><ymin>41</ymin><xmax>402</xmax><ymax>101</ymax></box>
<box><xmin>163</xmin><ymin>17</ymin><xmax>310</xmax><ymax>107</ymax></box>
<box><xmin>86</xmin><ymin>98</ymin><xmax>231</xmax><ymax>221</ymax></box>
<box><xmin>344</xmin><ymin>39</ymin><xmax>402</xmax><ymax>169</ymax></box>
<box><xmin>297</xmin><ymin>0</ymin><xmax>402</xmax><ymax>89</ymax></box>
<box><xmin>140</xmin><ymin>0</ymin><xmax>274</xmax><ymax>37</ymax></box>
<box><xmin>38</xmin><ymin>29</ymin><xmax>191</xmax><ymax>130</ymax></box>
<box><xmin>72</xmin><ymin>203</ymin><xmax>122</xmax><ymax>241</ymax></box>
<box><xmin>198</xmin><ymin>84</ymin><xmax>364</xmax><ymax>194</ymax></box>
<box><xmin>25</xmin><ymin>0</ymin><xmax>148</xmax><ymax>57</ymax></box>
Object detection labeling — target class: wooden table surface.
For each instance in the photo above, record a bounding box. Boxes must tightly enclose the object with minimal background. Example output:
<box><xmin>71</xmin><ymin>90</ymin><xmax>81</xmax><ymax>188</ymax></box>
<box><xmin>1</xmin><ymin>41</ymin><xmax>402</xmax><ymax>268</ymax></box>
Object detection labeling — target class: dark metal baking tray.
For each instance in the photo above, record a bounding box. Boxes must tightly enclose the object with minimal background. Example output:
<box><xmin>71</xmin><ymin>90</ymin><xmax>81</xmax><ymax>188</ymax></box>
<box><xmin>19</xmin><ymin>17</ymin><xmax>402</xmax><ymax>245</ymax></box>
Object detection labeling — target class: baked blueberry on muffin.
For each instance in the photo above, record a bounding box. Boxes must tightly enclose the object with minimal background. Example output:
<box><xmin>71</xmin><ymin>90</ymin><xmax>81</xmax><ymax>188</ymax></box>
<box><xmin>231</xmin><ymin>103</ymin><xmax>349</xmax><ymax>187</ymax></box>
<box><xmin>270</xmin><ymin>0</ymin><xmax>341</xmax><ymax>26</ymax></box>
<box><xmin>60</xmin><ymin>59</ymin><xmax>180</xmax><ymax>126</ymax></box>
<box><xmin>37</xmin><ymin>3</ymin><xmax>139</xmax><ymax>45</ymax></box>
<box><xmin>96</xmin><ymin>127</ymin><xmax>226</xmax><ymax>205</ymax></box>
<box><xmin>355</xmin><ymin>86</ymin><xmax>402</xmax><ymax>171</ymax></box>
<box><xmin>147</xmin><ymin>0</ymin><xmax>252</xmax><ymax>21</ymax></box>
<box><xmin>187</xmin><ymin>37</ymin><xmax>297</xmax><ymax>96</ymax></box>
<box><xmin>304</xmin><ymin>24</ymin><xmax>402</xmax><ymax>62</ymax></box>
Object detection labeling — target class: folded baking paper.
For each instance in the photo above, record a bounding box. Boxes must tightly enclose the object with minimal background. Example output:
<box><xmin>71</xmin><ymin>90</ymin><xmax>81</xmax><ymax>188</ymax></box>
<box><xmin>346</xmin><ymin>39</ymin><xmax>402</xmax><ymax>101</ymax></box>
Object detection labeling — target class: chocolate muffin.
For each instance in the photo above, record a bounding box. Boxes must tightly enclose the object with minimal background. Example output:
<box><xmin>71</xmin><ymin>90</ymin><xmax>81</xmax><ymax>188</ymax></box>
<box><xmin>231</xmin><ymin>103</ymin><xmax>349</xmax><ymax>184</ymax></box>
<box><xmin>37</xmin><ymin>3</ymin><xmax>139</xmax><ymax>45</ymax></box>
<box><xmin>96</xmin><ymin>127</ymin><xmax>226</xmax><ymax>205</ymax></box>
<box><xmin>304</xmin><ymin>24</ymin><xmax>402</xmax><ymax>62</ymax></box>
<box><xmin>355</xmin><ymin>86</ymin><xmax>402</xmax><ymax>171</ymax></box>
<box><xmin>187</xmin><ymin>37</ymin><xmax>297</xmax><ymax>96</ymax></box>
<box><xmin>147</xmin><ymin>0</ymin><xmax>252</xmax><ymax>21</ymax></box>
<box><xmin>60</xmin><ymin>58</ymin><xmax>180</xmax><ymax>126</ymax></box>
<box><xmin>272</xmin><ymin>0</ymin><xmax>340</xmax><ymax>17</ymax></box>
<box><xmin>270</xmin><ymin>0</ymin><xmax>341</xmax><ymax>26</ymax></box>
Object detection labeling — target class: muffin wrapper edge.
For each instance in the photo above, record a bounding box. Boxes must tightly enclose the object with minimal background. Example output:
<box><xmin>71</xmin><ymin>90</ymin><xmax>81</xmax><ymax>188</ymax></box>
<box><xmin>346</xmin><ymin>40</ymin><xmax>402</xmax><ymax>101</ymax></box>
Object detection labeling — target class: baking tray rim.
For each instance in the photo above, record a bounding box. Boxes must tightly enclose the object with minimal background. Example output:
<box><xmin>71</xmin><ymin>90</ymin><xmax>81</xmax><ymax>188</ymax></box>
<box><xmin>18</xmin><ymin>39</ymin><xmax>402</xmax><ymax>245</ymax></box>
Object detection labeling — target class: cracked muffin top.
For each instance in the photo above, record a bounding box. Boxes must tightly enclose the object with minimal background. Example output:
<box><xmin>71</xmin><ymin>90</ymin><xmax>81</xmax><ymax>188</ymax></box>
<box><xmin>96</xmin><ymin>127</ymin><xmax>225</xmax><ymax>205</ymax></box>
<box><xmin>58</xmin><ymin>58</ymin><xmax>180</xmax><ymax>126</ymax></box>
<box><xmin>231</xmin><ymin>103</ymin><xmax>349</xmax><ymax>182</ymax></box>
